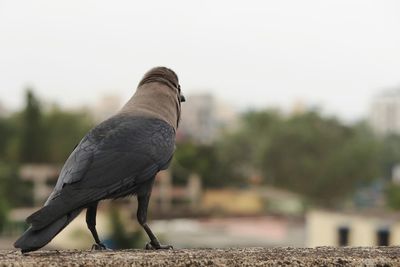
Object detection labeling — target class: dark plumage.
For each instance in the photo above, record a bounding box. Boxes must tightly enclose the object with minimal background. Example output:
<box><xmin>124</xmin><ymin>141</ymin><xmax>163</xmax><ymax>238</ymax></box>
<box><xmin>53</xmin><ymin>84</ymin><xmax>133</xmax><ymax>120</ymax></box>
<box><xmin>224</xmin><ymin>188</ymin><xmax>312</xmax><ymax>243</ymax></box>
<box><xmin>14</xmin><ymin>67</ymin><xmax>185</xmax><ymax>253</ymax></box>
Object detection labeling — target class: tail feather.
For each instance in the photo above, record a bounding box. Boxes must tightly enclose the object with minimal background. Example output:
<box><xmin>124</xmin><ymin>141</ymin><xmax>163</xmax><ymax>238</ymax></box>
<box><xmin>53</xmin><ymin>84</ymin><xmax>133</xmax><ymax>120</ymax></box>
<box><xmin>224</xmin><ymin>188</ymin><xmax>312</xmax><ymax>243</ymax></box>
<box><xmin>27</xmin><ymin>187</ymin><xmax>99</xmax><ymax>230</ymax></box>
<box><xmin>14</xmin><ymin>209</ymin><xmax>82</xmax><ymax>253</ymax></box>
<box><xmin>27</xmin><ymin>180</ymin><xmax>127</xmax><ymax>231</ymax></box>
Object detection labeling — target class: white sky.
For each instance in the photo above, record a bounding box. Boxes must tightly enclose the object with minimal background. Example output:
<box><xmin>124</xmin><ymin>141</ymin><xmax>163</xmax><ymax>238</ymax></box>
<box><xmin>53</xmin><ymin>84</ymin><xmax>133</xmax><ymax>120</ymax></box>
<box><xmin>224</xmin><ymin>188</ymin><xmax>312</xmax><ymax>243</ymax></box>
<box><xmin>1</xmin><ymin>0</ymin><xmax>400</xmax><ymax>121</ymax></box>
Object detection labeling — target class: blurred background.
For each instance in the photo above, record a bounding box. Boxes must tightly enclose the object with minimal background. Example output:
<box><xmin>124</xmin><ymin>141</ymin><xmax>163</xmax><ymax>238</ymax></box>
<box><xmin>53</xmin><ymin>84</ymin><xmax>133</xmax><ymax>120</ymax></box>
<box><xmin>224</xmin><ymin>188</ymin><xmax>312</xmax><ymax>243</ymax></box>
<box><xmin>1</xmin><ymin>0</ymin><xmax>400</xmax><ymax>249</ymax></box>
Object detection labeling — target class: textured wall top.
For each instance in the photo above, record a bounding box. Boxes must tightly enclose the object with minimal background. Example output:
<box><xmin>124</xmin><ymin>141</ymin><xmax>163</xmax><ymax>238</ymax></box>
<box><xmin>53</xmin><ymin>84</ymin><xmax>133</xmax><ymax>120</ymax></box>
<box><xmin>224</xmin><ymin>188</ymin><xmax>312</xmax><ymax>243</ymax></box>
<box><xmin>1</xmin><ymin>247</ymin><xmax>400</xmax><ymax>267</ymax></box>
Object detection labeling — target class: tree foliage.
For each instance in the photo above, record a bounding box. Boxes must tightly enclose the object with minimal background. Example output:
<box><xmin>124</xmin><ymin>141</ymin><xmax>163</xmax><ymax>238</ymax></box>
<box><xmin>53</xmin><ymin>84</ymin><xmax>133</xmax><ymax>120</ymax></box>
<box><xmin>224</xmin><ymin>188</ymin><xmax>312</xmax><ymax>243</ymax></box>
<box><xmin>380</xmin><ymin>135</ymin><xmax>400</xmax><ymax>180</ymax></box>
<box><xmin>108</xmin><ymin>206</ymin><xmax>143</xmax><ymax>249</ymax></box>
<box><xmin>386</xmin><ymin>184</ymin><xmax>400</xmax><ymax>210</ymax></box>
<box><xmin>19</xmin><ymin>89</ymin><xmax>46</xmax><ymax>163</ymax></box>
<box><xmin>172</xmin><ymin>142</ymin><xmax>240</xmax><ymax>187</ymax></box>
<box><xmin>0</xmin><ymin>163</ymin><xmax>33</xmax><ymax>207</ymax></box>
<box><xmin>0</xmin><ymin>89</ymin><xmax>94</xmax><ymax>214</ymax></box>
<box><xmin>43</xmin><ymin>106</ymin><xmax>93</xmax><ymax>163</ymax></box>
<box><xmin>174</xmin><ymin>110</ymin><xmax>388</xmax><ymax>207</ymax></box>
<box><xmin>5</xmin><ymin>90</ymin><xmax>94</xmax><ymax>164</ymax></box>
<box><xmin>261</xmin><ymin>113</ymin><xmax>381</xmax><ymax>206</ymax></box>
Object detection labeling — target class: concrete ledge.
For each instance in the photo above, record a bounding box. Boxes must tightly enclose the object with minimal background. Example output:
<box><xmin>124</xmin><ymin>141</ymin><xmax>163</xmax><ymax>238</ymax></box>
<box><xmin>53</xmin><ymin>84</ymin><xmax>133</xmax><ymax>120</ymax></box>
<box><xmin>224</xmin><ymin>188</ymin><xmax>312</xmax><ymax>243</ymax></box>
<box><xmin>1</xmin><ymin>247</ymin><xmax>399</xmax><ymax>266</ymax></box>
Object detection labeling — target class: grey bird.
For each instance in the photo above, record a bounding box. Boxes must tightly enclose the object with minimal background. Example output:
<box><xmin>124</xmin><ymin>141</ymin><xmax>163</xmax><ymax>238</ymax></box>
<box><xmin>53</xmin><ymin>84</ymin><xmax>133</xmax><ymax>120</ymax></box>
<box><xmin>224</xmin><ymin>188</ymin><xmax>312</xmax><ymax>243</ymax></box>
<box><xmin>14</xmin><ymin>67</ymin><xmax>185</xmax><ymax>253</ymax></box>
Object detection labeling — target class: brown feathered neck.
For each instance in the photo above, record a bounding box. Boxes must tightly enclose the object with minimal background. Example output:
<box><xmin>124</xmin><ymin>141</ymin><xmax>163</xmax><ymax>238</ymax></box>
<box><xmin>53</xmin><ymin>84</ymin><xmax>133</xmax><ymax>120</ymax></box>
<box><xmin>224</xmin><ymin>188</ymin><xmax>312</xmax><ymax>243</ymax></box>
<box><xmin>138</xmin><ymin>67</ymin><xmax>180</xmax><ymax>91</ymax></box>
<box><xmin>118</xmin><ymin>68</ymin><xmax>181</xmax><ymax>131</ymax></box>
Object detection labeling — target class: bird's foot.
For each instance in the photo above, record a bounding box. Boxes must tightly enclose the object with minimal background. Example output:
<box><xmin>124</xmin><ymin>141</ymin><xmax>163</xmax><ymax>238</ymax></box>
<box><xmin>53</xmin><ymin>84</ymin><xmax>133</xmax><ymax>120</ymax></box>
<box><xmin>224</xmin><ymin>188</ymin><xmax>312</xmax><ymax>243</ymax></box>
<box><xmin>91</xmin><ymin>243</ymin><xmax>109</xmax><ymax>251</ymax></box>
<box><xmin>145</xmin><ymin>241</ymin><xmax>173</xmax><ymax>250</ymax></box>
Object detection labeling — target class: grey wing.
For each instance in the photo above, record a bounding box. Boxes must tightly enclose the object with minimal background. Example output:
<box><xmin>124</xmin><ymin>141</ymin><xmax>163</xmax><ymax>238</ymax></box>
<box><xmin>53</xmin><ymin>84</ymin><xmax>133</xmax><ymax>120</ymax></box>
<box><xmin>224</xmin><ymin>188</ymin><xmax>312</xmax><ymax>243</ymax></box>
<box><xmin>44</xmin><ymin>135</ymin><xmax>96</xmax><ymax>205</ymax></box>
<box><xmin>43</xmin><ymin>113</ymin><xmax>123</xmax><ymax>205</ymax></box>
<box><xmin>27</xmin><ymin>116</ymin><xmax>175</xmax><ymax>230</ymax></box>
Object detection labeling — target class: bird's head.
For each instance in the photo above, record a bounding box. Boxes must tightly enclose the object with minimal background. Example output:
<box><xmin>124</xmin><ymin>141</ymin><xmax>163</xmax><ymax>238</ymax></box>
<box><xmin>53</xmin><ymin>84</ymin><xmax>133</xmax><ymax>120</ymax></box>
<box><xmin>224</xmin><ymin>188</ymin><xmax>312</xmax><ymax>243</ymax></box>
<box><xmin>138</xmin><ymin>66</ymin><xmax>185</xmax><ymax>103</ymax></box>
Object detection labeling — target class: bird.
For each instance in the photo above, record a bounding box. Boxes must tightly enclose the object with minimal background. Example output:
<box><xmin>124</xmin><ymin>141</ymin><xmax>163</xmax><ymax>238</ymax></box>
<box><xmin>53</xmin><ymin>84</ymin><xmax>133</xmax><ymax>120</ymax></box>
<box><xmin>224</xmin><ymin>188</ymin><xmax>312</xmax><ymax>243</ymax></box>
<box><xmin>14</xmin><ymin>66</ymin><xmax>185</xmax><ymax>253</ymax></box>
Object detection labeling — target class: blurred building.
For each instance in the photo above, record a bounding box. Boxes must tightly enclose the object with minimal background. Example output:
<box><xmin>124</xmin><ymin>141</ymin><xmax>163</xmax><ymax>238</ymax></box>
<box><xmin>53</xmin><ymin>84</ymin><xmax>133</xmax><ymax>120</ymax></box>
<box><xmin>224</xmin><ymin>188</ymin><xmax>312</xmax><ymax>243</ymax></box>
<box><xmin>369</xmin><ymin>89</ymin><xmax>400</xmax><ymax>136</ymax></box>
<box><xmin>151</xmin><ymin>216</ymin><xmax>305</xmax><ymax>248</ymax></box>
<box><xmin>151</xmin><ymin>171</ymin><xmax>203</xmax><ymax>216</ymax></box>
<box><xmin>90</xmin><ymin>94</ymin><xmax>122</xmax><ymax>122</ymax></box>
<box><xmin>392</xmin><ymin>164</ymin><xmax>400</xmax><ymax>185</ymax></box>
<box><xmin>179</xmin><ymin>94</ymin><xmax>237</xmax><ymax>144</ymax></box>
<box><xmin>353</xmin><ymin>180</ymin><xmax>386</xmax><ymax>209</ymax></box>
<box><xmin>307</xmin><ymin>210</ymin><xmax>400</xmax><ymax>247</ymax></box>
<box><xmin>290</xmin><ymin>99</ymin><xmax>307</xmax><ymax>116</ymax></box>
<box><xmin>0</xmin><ymin>101</ymin><xmax>7</xmax><ymax>117</ymax></box>
<box><xmin>179</xmin><ymin>94</ymin><xmax>216</xmax><ymax>143</ymax></box>
<box><xmin>202</xmin><ymin>187</ymin><xmax>304</xmax><ymax>216</ymax></box>
<box><xmin>214</xmin><ymin>98</ymin><xmax>239</xmax><ymax>133</ymax></box>
<box><xmin>19</xmin><ymin>164</ymin><xmax>61</xmax><ymax>205</ymax></box>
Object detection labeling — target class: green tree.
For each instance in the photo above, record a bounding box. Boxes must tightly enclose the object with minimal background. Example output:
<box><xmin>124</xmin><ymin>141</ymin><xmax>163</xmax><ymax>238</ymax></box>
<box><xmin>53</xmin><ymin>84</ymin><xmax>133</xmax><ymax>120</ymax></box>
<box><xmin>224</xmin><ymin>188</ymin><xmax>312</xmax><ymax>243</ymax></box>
<box><xmin>262</xmin><ymin>113</ymin><xmax>381</xmax><ymax>205</ymax></box>
<box><xmin>0</xmin><ymin>163</ymin><xmax>33</xmax><ymax>207</ymax></box>
<box><xmin>43</xmin><ymin>106</ymin><xmax>93</xmax><ymax>163</ymax></box>
<box><xmin>380</xmin><ymin>134</ymin><xmax>400</xmax><ymax>210</ymax></box>
<box><xmin>109</xmin><ymin>207</ymin><xmax>143</xmax><ymax>249</ymax></box>
<box><xmin>0</xmin><ymin>113</ymin><xmax>24</xmax><ymax>162</ymax></box>
<box><xmin>380</xmin><ymin>134</ymin><xmax>400</xmax><ymax>180</ymax></box>
<box><xmin>386</xmin><ymin>184</ymin><xmax>400</xmax><ymax>210</ymax></box>
<box><xmin>0</xmin><ymin>117</ymin><xmax>13</xmax><ymax>159</ymax></box>
<box><xmin>213</xmin><ymin>110</ymin><xmax>282</xmax><ymax>185</ymax></box>
<box><xmin>19</xmin><ymin>89</ymin><xmax>46</xmax><ymax>163</ymax></box>
<box><xmin>172</xmin><ymin>142</ymin><xmax>240</xmax><ymax>187</ymax></box>
<box><xmin>0</xmin><ymin>195</ymin><xmax>8</xmax><ymax>233</ymax></box>
<box><xmin>217</xmin><ymin>110</ymin><xmax>382</xmax><ymax>207</ymax></box>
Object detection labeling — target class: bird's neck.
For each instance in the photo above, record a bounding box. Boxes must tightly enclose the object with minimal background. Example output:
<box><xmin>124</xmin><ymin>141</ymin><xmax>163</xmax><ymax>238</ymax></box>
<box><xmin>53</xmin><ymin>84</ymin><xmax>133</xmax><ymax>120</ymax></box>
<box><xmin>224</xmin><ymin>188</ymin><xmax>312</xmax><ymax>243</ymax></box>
<box><xmin>119</xmin><ymin>82</ymin><xmax>180</xmax><ymax>131</ymax></box>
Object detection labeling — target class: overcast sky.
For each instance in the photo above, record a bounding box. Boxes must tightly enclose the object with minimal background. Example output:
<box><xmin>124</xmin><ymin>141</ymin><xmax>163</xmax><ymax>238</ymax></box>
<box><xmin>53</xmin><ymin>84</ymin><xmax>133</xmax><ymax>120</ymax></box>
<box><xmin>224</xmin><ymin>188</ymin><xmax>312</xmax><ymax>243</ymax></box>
<box><xmin>1</xmin><ymin>0</ymin><xmax>400</xmax><ymax>121</ymax></box>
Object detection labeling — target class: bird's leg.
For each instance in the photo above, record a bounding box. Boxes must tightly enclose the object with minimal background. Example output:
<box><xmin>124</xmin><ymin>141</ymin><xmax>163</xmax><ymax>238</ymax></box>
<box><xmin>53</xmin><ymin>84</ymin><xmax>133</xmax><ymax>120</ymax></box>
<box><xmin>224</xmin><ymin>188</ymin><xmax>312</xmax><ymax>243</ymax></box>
<box><xmin>137</xmin><ymin>192</ymin><xmax>173</xmax><ymax>250</ymax></box>
<box><xmin>86</xmin><ymin>202</ymin><xmax>108</xmax><ymax>250</ymax></box>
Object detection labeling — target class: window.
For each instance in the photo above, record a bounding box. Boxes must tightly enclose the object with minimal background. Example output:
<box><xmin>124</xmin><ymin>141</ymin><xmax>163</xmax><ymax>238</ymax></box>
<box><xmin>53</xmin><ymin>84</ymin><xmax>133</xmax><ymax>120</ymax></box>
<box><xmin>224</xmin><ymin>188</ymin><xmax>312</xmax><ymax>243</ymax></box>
<box><xmin>338</xmin><ymin>226</ymin><xmax>349</xmax><ymax>246</ymax></box>
<box><xmin>377</xmin><ymin>228</ymin><xmax>390</xmax><ymax>246</ymax></box>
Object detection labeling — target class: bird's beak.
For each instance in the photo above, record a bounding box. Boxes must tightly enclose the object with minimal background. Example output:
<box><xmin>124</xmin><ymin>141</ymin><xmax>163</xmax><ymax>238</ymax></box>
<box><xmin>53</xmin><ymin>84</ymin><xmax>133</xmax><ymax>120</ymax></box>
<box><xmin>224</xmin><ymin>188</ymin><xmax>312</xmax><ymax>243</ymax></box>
<box><xmin>180</xmin><ymin>95</ymin><xmax>186</xmax><ymax>102</ymax></box>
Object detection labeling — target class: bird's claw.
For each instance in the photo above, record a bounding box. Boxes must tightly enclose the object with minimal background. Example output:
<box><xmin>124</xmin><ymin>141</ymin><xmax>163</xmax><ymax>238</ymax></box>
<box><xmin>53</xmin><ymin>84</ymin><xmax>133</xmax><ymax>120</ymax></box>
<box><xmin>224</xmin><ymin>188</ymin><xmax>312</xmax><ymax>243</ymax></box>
<box><xmin>145</xmin><ymin>241</ymin><xmax>173</xmax><ymax>250</ymax></box>
<box><xmin>91</xmin><ymin>243</ymin><xmax>109</xmax><ymax>251</ymax></box>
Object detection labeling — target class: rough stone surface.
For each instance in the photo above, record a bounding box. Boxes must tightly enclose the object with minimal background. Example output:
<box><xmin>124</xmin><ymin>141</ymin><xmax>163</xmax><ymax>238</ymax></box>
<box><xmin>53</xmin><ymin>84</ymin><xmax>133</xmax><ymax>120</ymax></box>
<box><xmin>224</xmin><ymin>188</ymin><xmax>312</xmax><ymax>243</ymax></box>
<box><xmin>1</xmin><ymin>247</ymin><xmax>400</xmax><ymax>266</ymax></box>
